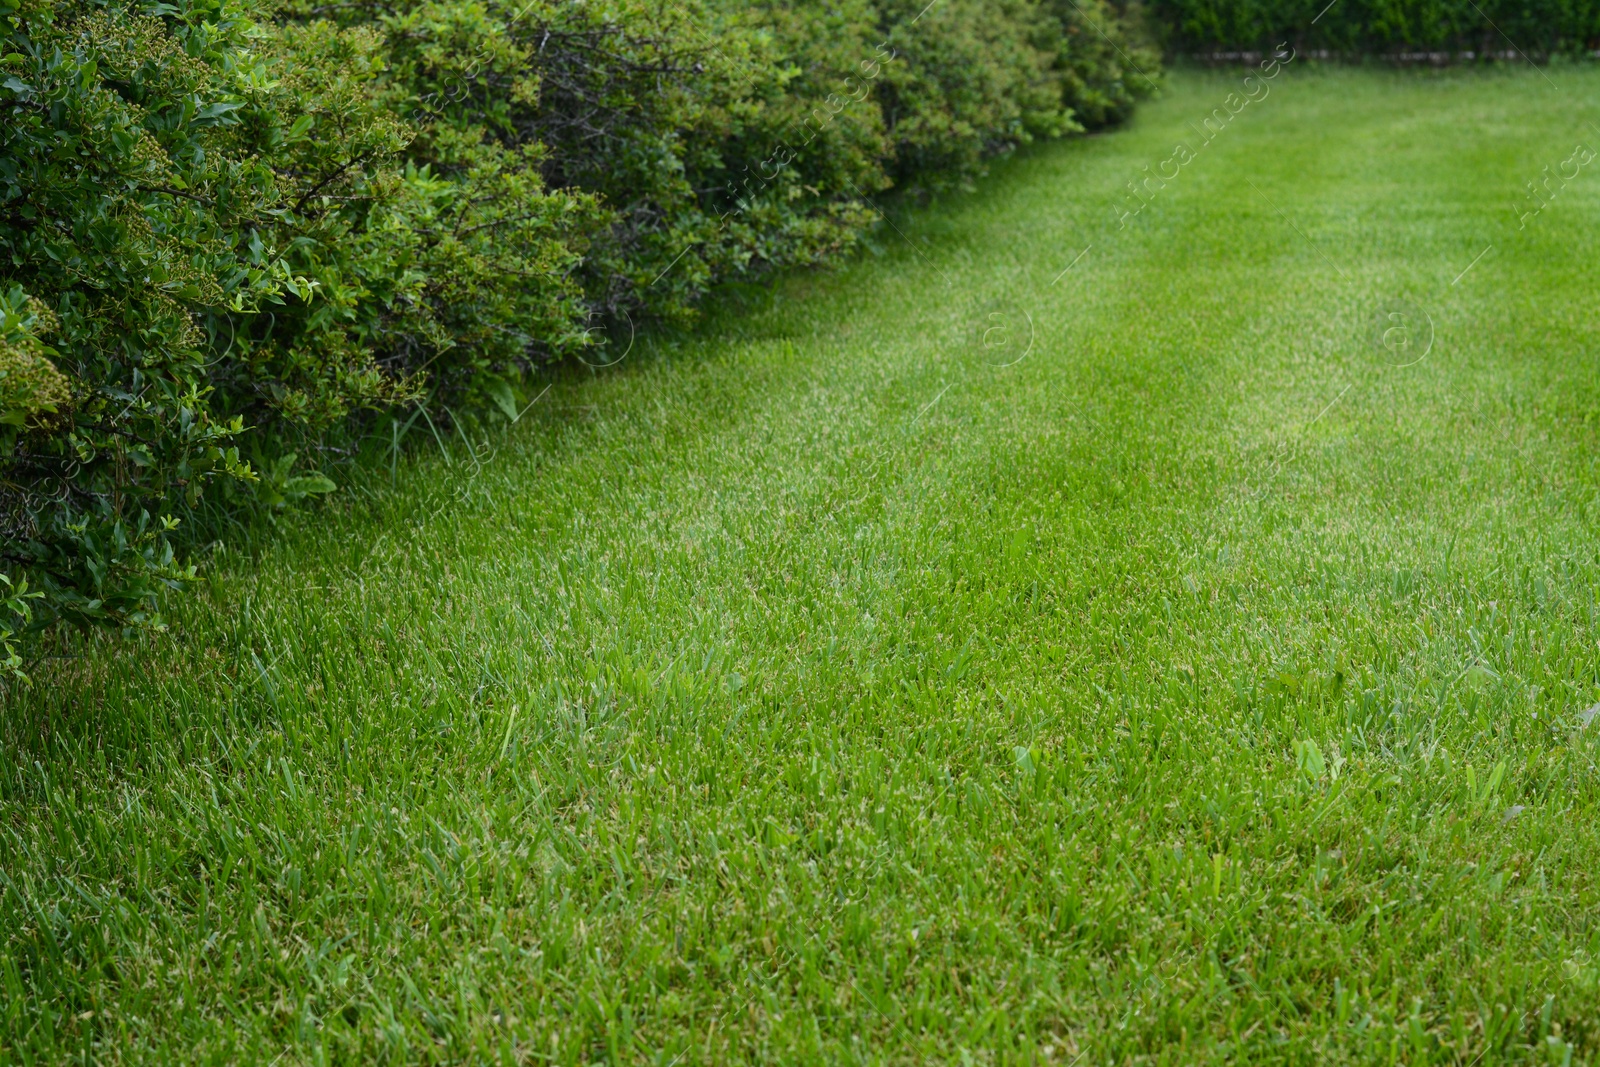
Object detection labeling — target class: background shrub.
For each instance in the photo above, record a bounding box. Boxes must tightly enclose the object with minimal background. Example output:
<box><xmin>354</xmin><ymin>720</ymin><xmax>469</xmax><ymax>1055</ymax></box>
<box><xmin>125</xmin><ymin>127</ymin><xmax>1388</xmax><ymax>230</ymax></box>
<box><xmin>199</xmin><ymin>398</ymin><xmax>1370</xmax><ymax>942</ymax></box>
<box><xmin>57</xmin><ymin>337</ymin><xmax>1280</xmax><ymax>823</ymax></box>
<box><xmin>0</xmin><ymin>0</ymin><xmax>1157</xmax><ymax>673</ymax></box>
<box><xmin>1148</xmin><ymin>0</ymin><xmax>1600</xmax><ymax>55</ymax></box>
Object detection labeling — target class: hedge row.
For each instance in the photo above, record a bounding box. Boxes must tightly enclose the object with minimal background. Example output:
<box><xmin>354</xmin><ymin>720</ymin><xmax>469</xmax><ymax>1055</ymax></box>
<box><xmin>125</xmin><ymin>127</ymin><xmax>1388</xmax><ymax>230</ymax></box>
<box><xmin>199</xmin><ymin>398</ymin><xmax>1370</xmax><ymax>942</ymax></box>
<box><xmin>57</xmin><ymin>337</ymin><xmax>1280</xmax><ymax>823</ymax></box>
<box><xmin>0</xmin><ymin>0</ymin><xmax>1158</xmax><ymax>673</ymax></box>
<box><xmin>1149</xmin><ymin>0</ymin><xmax>1600</xmax><ymax>55</ymax></box>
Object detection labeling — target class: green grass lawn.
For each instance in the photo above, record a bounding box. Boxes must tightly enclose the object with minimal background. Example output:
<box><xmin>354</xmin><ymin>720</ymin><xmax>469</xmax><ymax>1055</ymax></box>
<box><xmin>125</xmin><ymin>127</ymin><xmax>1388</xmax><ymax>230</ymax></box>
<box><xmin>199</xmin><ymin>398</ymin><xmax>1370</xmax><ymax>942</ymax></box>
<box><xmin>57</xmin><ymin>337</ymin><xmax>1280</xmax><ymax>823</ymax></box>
<box><xmin>7</xmin><ymin>65</ymin><xmax>1600</xmax><ymax>1064</ymax></box>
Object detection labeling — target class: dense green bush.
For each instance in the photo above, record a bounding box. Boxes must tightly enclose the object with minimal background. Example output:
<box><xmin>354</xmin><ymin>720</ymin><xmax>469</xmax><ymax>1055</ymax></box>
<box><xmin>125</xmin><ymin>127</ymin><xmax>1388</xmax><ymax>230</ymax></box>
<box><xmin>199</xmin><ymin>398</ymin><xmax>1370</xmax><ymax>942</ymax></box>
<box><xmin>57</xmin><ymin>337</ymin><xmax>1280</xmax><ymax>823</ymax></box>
<box><xmin>298</xmin><ymin>0</ymin><xmax>1159</xmax><ymax>330</ymax></box>
<box><xmin>1149</xmin><ymin>0</ymin><xmax>1600</xmax><ymax>55</ymax></box>
<box><xmin>0</xmin><ymin>0</ymin><xmax>1157</xmax><ymax>677</ymax></box>
<box><xmin>2</xmin><ymin>0</ymin><xmax>286</xmax><ymax>644</ymax></box>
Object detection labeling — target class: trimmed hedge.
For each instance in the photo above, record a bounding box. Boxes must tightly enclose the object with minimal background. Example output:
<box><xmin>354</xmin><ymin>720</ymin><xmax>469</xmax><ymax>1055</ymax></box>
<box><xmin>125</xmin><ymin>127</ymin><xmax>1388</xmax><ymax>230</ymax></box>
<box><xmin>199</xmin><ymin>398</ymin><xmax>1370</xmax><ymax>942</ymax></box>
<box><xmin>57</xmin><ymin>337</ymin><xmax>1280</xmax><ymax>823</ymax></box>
<box><xmin>1149</xmin><ymin>0</ymin><xmax>1600</xmax><ymax>55</ymax></box>
<box><xmin>0</xmin><ymin>0</ymin><xmax>1157</xmax><ymax>676</ymax></box>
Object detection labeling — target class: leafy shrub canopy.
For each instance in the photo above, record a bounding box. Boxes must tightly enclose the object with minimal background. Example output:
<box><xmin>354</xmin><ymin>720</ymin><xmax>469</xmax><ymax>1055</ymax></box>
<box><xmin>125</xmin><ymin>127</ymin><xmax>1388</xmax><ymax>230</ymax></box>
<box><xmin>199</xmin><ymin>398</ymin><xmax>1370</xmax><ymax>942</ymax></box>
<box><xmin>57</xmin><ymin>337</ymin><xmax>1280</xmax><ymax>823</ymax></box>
<box><xmin>0</xmin><ymin>0</ymin><xmax>1157</xmax><ymax>677</ymax></box>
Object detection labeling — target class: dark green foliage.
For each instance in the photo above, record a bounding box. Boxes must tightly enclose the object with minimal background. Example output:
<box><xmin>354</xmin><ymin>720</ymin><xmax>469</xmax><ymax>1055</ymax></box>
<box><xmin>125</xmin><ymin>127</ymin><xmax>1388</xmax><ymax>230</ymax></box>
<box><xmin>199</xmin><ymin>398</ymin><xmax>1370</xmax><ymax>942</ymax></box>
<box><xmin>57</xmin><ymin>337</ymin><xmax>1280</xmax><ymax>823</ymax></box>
<box><xmin>879</xmin><ymin>0</ymin><xmax>1078</xmax><ymax>187</ymax></box>
<box><xmin>1149</xmin><ymin>0</ymin><xmax>1600</xmax><ymax>55</ymax></box>
<box><xmin>0</xmin><ymin>0</ymin><xmax>1157</xmax><ymax>671</ymax></box>
<box><xmin>299</xmin><ymin>0</ymin><xmax>1160</xmax><ymax>325</ymax></box>
<box><xmin>1</xmin><ymin>0</ymin><xmax>282</xmax><ymax>634</ymax></box>
<box><xmin>0</xmin><ymin>0</ymin><xmax>596</xmax><ymax>644</ymax></box>
<box><xmin>1047</xmin><ymin>0</ymin><xmax>1161</xmax><ymax>127</ymax></box>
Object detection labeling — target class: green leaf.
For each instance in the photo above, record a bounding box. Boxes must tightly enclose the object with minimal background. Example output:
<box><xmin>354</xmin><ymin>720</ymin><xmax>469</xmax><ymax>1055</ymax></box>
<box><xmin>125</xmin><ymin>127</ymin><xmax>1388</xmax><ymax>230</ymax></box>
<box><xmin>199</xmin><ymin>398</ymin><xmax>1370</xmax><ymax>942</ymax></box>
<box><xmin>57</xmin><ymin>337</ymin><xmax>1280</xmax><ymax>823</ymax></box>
<box><xmin>484</xmin><ymin>376</ymin><xmax>520</xmax><ymax>422</ymax></box>
<box><xmin>194</xmin><ymin>101</ymin><xmax>244</xmax><ymax>126</ymax></box>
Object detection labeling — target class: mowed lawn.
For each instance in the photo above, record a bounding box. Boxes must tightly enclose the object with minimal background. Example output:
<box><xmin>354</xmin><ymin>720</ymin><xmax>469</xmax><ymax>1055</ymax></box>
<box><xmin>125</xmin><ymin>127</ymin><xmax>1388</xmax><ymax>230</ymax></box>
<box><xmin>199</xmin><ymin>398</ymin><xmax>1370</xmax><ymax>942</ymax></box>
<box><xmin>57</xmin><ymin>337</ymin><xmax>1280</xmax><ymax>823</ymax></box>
<box><xmin>7</xmin><ymin>66</ymin><xmax>1600</xmax><ymax>1064</ymax></box>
